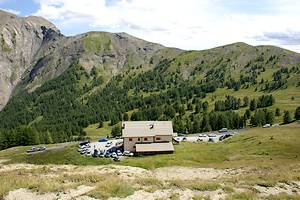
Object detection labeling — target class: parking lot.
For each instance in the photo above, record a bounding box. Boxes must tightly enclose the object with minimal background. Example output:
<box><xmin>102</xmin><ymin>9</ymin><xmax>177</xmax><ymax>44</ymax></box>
<box><xmin>89</xmin><ymin>139</ymin><xmax>123</xmax><ymax>151</ymax></box>
<box><xmin>174</xmin><ymin>131</ymin><xmax>238</xmax><ymax>143</ymax></box>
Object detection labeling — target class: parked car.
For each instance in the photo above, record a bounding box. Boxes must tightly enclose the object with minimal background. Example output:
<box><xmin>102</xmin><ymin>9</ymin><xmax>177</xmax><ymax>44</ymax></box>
<box><xmin>105</xmin><ymin>152</ymin><xmax>111</xmax><ymax>158</ymax></box>
<box><xmin>38</xmin><ymin>146</ymin><xmax>46</xmax><ymax>151</ymax></box>
<box><xmin>178</xmin><ymin>133</ymin><xmax>185</xmax><ymax>136</ymax></box>
<box><xmin>208</xmin><ymin>133</ymin><xmax>217</xmax><ymax>137</ymax></box>
<box><xmin>219</xmin><ymin>135</ymin><xmax>225</xmax><ymax>141</ymax></box>
<box><xmin>263</xmin><ymin>124</ymin><xmax>271</xmax><ymax>128</ymax></box>
<box><xmin>99</xmin><ymin>138</ymin><xmax>108</xmax><ymax>142</ymax></box>
<box><xmin>197</xmin><ymin>138</ymin><xmax>203</xmax><ymax>142</ymax></box>
<box><xmin>123</xmin><ymin>151</ymin><xmax>134</xmax><ymax>157</ymax></box>
<box><xmin>86</xmin><ymin>150</ymin><xmax>91</xmax><ymax>156</ymax></box>
<box><xmin>80</xmin><ymin>149</ymin><xmax>86</xmax><ymax>154</ymax></box>
<box><xmin>26</xmin><ymin>147</ymin><xmax>37</xmax><ymax>153</ymax></box>
<box><xmin>272</xmin><ymin>124</ymin><xmax>279</xmax><ymax>127</ymax></box>
<box><xmin>79</xmin><ymin>141</ymin><xmax>90</xmax><ymax>147</ymax></box>
<box><xmin>208</xmin><ymin>138</ymin><xmax>215</xmax><ymax>142</ymax></box>
<box><xmin>116</xmin><ymin>150</ymin><xmax>123</xmax><ymax>156</ymax></box>
<box><xmin>199</xmin><ymin>134</ymin><xmax>207</xmax><ymax>137</ymax></box>
<box><xmin>99</xmin><ymin>151</ymin><xmax>105</xmax><ymax>158</ymax></box>
<box><xmin>92</xmin><ymin>149</ymin><xmax>99</xmax><ymax>157</ymax></box>
<box><xmin>219</xmin><ymin>128</ymin><xmax>228</xmax><ymax>133</ymax></box>
<box><xmin>105</xmin><ymin>141</ymin><xmax>113</xmax><ymax>147</ymax></box>
<box><xmin>113</xmin><ymin>156</ymin><xmax>121</xmax><ymax>162</ymax></box>
<box><xmin>111</xmin><ymin>152</ymin><xmax>117</xmax><ymax>158</ymax></box>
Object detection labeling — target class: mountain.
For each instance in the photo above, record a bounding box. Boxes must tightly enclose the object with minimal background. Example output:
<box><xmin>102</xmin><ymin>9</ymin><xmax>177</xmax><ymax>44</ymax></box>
<box><xmin>0</xmin><ymin>10</ymin><xmax>300</xmax><ymax>142</ymax></box>
<box><xmin>0</xmin><ymin>9</ymin><xmax>182</xmax><ymax>110</ymax></box>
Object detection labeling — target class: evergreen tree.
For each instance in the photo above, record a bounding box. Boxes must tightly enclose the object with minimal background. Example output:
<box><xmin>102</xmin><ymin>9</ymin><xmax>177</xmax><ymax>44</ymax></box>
<box><xmin>250</xmin><ymin>99</ymin><xmax>257</xmax><ymax>111</ymax></box>
<box><xmin>195</xmin><ymin>103</ymin><xmax>202</xmax><ymax>113</ymax></box>
<box><xmin>294</xmin><ymin>106</ymin><xmax>300</xmax><ymax>120</ymax></box>
<box><xmin>192</xmin><ymin>116</ymin><xmax>201</xmax><ymax>133</ymax></box>
<box><xmin>244</xmin><ymin>109</ymin><xmax>251</xmax><ymax>119</ymax></box>
<box><xmin>265</xmin><ymin>110</ymin><xmax>275</xmax><ymax>124</ymax></box>
<box><xmin>243</xmin><ymin>96</ymin><xmax>249</xmax><ymax>107</ymax></box>
<box><xmin>283</xmin><ymin>110</ymin><xmax>292</xmax><ymax>124</ymax></box>
<box><xmin>201</xmin><ymin>114</ymin><xmax>211</xmax><ymax>132</ymax></box>
<box><xmin>44</xmin><ymin>131</ymin><xmax>53</xmax><ymax>144</ymax></box>
<box><xmin>275</xmin><ymin>108</ymin><xmax>281</xmax><ymax>117</ymax></box>
<box><xmin>111</xmin><ymin>125</ymin><xmax>122</xmax><ymax>138</ymax></box>
<box><xmin>250</xmin><ymin>110</ymin><xmax>265</xmax><ymax>127</ymax></box>
<box><xmin>98</xmin><ymin>120</ymin><xmax>104</xmax><ymax>128</ymax></box>
<box><xmin>123</xmin><ymin>113</ymin><xmax>129</xmax><ymax>121</ymax></box>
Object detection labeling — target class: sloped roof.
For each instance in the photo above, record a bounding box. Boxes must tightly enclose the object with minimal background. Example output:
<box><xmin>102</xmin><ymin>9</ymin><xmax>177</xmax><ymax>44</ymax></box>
<box><xmin>122</xmin><ymin>121</ymin><xmax>173</xmax><ymax>138</ymax></box>
<box><xmin>135</xmin><ymin>142</ymin><xmax>174</xmax><ymax>152</ymax></box>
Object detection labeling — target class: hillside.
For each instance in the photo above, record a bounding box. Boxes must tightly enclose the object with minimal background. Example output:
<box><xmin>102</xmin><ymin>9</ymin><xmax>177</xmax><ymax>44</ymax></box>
<box><xmin>0</xmin><ymin>123</ymin><xmax>300</xmax><ymax>199</ymax></box>
<box><xmin>0</xmin><ymin>10</ymin><xmax>300</xmax><ymax>146</ymax></box>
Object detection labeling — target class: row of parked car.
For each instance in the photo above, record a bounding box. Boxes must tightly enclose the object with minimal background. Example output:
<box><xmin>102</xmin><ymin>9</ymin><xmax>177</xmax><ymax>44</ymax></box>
<box><xmin>77</xmin><ymin>141</ymin><xmax>133</xmax><ymax>162</ymax></box>
<box><xmin>26</xmin><ymin>146</ymin><xmax>46</xmax><ymax>153</ymax></box>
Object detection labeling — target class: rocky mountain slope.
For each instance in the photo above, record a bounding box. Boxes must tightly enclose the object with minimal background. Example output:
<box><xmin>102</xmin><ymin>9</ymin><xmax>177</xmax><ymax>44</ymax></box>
<box><xmin>0</xmin><ymin>10</ymin><xmax>180</xmax><ymax>110</ymax></box>
<box><xmin>0</xmin><ymin>9</ymin><xmax>60</xmax><ymax>109</ymax></box>
<box><xmin>0</xmin><ymin>10</ymin><xmax>300</xmax><ymax>137</ymax></box>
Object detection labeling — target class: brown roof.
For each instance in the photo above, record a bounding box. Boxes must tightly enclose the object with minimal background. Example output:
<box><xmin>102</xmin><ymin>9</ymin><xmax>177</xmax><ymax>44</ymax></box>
<box><xmin>122</xmin><ymin>121</ymin><xmax>173</xmax><ymax>138</ymax></box>
<box><xmin>135</xmin><ymin>142</ymin><xmax>174</xmax><ymax>153</ymax></box>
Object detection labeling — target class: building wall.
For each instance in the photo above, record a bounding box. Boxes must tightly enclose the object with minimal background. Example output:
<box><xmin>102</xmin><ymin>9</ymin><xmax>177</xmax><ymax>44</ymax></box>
<box><xmin>123</xmin><ymin>136</ymin><xmax>155</xmax><ymax>152</ymax></box>
<box><xmin>124</xmin><ymin>135</ymin><xmax>173</xmax><ymax>152</ymax></box>
<box><xmin>154</xmin><ymin>135</ymin><xmax>173</xmax><ymax>142</ymax></box>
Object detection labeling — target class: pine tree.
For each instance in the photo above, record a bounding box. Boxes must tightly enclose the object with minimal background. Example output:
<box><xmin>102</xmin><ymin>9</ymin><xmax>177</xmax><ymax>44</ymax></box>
<box><xmin>283</xmin><ymin>110</ymin><xmax>292</xmax><ymax>124</ymax></box>
<box><xmin>294</xmin><ymin>106</ymin><xmax>300</xmax><ymax>120</ymax></box>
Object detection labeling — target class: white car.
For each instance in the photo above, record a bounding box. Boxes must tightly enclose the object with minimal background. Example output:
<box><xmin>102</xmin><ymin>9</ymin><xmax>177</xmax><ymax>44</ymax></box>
<box><xmin>123</xmin><ymin>151</ymin><xmax>134</xmax><ymax>156</ymax></box>
<box><xmin>263</xmin><ymin>124</ymin><xmax>270</xmax><ymax>128</ymax></box>
<box><xmin>116</xmin><ymin>150</ymin><xmax>123</xmax><ymax>156</ymax></box>
<box><xmin>208</xmin><ymin>133</ymin><xmax>217</xmax><ymax>137</ymax></box>
<box><xmin>219</xmin><ymin>128</ymin><xmax>228</xmax><ymax>133</ymax></box>
<box><xmin>111</xmin><ymin>152</ymin><xmax>117</xmax><ymax>158</ymax></box>
<box><xmin>199</xmin><ymin>134</ymin><xmax>207</xmax><ymax>137</ymax></box>
<box><xmin>105</xmin><ymin>141</ymin><xmax>113</xmax><ymax>147</ymax></box>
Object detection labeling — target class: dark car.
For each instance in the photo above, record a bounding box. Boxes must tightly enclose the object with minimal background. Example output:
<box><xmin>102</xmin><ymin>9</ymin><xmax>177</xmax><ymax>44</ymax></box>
<box><xmin>92</xmin><ymin>149</ymin><xmax>99</xmax><ymax>157</ymax></box>
<box><xmin>208</xmin><ymin>138</ymin><xmax>215</xmax><ymax>142</ymax></box>
<box><xmin>99</xmin><ymin>151</ymin><xmax>105</xmax><ymax>158</ymax></box>
<box><xmin>99</xmin><ymin>138</ymin><xmax>108</xmax><ymax>142</ymax></box>
<box><xmin>113</xmin><ymin>156</ymin><xmax>121</xmax><ymax>162</ymax></box>
<box><xmin>104</xmin><ymin>152</ymin><xmax>111</xmax><ymax>158</ymax></box>
<box><xmin>219</xmin><ymin>135</ymin><xmax>225</xmax><ymax>141</ymax></box>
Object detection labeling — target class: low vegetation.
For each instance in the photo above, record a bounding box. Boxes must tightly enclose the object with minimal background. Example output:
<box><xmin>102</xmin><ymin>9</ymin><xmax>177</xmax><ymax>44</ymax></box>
<box><xmin>0</xmin><ymin>123</ymin><xmax>299</xmax><ymax>199</ymax></box>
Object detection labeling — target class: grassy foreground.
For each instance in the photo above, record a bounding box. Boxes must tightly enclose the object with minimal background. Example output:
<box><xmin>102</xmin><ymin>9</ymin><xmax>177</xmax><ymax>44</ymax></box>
<box><xmin>2</xmin><ymin>122</ymin><xmax>299</xmax><ymax>168</ymax></box>
<box><xmin>0</xmin><ymin>123</ymin><xmax>300</xmax><ymax>199</ymax></box>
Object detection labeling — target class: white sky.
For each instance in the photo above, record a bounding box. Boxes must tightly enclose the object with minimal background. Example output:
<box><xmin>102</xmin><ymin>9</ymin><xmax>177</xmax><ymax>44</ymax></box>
<box><xmin>2</xmin><ymin>0</ymin><xmax>300</xmax><ymax>52</ymax></box>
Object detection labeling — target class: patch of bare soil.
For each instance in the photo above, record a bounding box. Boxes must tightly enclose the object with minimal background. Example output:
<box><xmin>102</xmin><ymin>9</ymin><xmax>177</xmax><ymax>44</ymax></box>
<box><xmin>2</xmin><ymin>161</ymin><xmax>300</xmax><ymax>200</ymax></box>
<box><xmin>153</xmin><ymin>166</ymin><xmax>244</xmax><ymax>181</ymax></box>
<box><xmin>5</xmin><ymin>186</ymin><xmax>96</xmax><ymax>200</ymax></box>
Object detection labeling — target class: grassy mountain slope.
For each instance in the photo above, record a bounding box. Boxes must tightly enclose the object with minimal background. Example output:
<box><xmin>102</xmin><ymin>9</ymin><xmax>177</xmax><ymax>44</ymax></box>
<box><xmin>0</xmin><ymin>37</ymin><xmax>299</xmax><ymax>140</ymax></box>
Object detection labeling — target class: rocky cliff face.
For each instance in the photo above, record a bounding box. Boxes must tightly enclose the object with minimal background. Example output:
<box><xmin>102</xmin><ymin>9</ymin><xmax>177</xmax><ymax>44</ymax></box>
<box><xmin>0</xmin><ymin>10</ymin><xmax>178</xmax><ymax>110</ymax></box>
<box><xmin>0</xmin><ymin>10</ymin><xmax>62</xmax><ymax>109</ymax></box>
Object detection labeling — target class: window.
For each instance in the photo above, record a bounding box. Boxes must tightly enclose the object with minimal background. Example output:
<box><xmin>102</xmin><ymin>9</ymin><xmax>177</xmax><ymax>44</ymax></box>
<box><xmin>129</xmin><ymin>138</ymin><xmax>132</xmax><ymax>141</ymax></box>
<box><xmin>144</xmin><ymin>138</ymin><xmax>148</xmax><ymax>141</ymax></box>
<box><xmin>133</xmin><ymin>145</ymin><xmax>136</xmax><ymax>148</ymax></box>
<box><xmin>138</xmin><ymin>138</ymin><xmax>140</xmax><ymax>141</ymax></box>
<box><xmin>156</xmin><ymin>137</ymin><xmax>161</xmax><ymax>141</ymax></box>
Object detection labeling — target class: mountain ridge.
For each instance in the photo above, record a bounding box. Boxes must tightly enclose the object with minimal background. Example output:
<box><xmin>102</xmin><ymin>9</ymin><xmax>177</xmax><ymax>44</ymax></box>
<box><xmin>0</xmin><ymin>10</ymin><xmax>299</xmax><ymax>140</ymax></box>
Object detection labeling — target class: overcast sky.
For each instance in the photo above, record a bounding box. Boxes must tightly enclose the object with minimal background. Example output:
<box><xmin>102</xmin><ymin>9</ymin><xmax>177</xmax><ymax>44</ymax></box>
<box><xmin>1</xmin><ymin>0</ymin><xmax>300</xmax><ymax>52</ymax></box>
